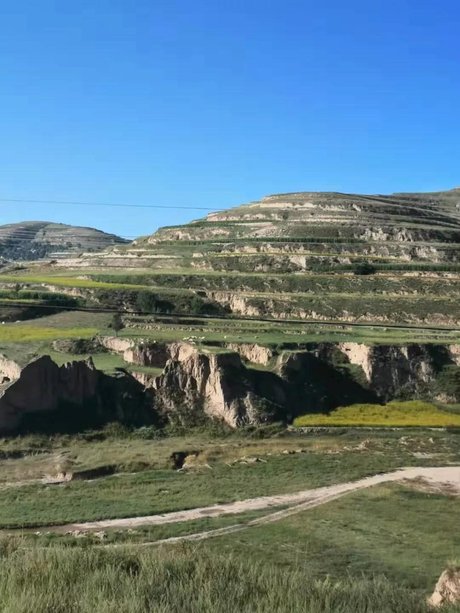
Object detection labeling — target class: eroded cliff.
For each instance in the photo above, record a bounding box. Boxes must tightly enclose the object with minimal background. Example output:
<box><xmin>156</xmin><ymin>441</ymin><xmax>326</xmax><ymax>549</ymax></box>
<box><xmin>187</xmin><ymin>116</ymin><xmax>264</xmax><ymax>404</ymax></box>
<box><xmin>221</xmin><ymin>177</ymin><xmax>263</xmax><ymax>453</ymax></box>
<box><xmin>1</xmin><ymin>339</ymin><xmax>460</xmax><ymax>432</ymax></box>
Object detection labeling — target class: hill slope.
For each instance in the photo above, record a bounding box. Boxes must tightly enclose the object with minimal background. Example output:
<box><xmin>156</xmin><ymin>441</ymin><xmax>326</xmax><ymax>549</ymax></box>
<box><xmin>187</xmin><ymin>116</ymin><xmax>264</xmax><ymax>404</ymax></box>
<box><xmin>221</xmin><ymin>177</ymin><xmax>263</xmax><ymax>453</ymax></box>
<box><xmin>0</xmin><ymin>221</ymin><xmax>128</xmax><ymax>261</ymax></box>
<box><xmin>15</xmin><ymin>188</ymin><xmax>460</xmax><ymax>326</ymax></box>
<box><xmin>148</xmin><ymin>188</ymin><xmax>460</xmax><ymax>253</ymax></box>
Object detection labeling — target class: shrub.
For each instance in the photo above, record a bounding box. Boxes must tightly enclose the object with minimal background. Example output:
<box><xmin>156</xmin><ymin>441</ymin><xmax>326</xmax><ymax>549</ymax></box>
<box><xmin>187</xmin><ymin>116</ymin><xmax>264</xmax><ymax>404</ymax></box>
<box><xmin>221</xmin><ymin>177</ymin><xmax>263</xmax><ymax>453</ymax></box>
<box><xmin>110</xmin><ymin>312</ymin><xmax>124</xmax><ymax>335</ymax></box>
<box><xmin>353</xmin><ymin>261</ymin><xmax>377</xmax><ymax>275</ymax></box>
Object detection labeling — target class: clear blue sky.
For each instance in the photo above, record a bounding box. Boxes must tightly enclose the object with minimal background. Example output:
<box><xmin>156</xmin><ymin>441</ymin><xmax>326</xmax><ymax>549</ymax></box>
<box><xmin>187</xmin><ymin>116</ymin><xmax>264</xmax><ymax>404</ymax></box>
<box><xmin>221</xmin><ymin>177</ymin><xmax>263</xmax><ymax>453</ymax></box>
<box><xmin>0</xmin><ymin>0</ymin><xmax>458</xmax><ymax>237</ymax></box>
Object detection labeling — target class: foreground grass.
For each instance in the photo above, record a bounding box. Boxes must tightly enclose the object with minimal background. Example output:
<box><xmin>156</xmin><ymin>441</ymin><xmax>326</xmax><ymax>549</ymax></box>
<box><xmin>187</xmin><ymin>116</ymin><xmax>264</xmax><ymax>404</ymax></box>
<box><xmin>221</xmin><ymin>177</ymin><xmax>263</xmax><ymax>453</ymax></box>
<box><xmin>294</xmin><ymin>401</ymin><xmax>460</xmax><ymax>427</ymax></box>
<box><xmin>0</xmin><ymin>544</ymin><xmax>445</xmax><ymax>613</ymax></box>
<box><xmin>208</xmin><ymin>484</ymin><xmax>460</xmax><ymax>593</ymax></box>
<box><xmin>0</xmin><ymin>431</ymin><xmax>458</xmax><ymax>610</ymax></box>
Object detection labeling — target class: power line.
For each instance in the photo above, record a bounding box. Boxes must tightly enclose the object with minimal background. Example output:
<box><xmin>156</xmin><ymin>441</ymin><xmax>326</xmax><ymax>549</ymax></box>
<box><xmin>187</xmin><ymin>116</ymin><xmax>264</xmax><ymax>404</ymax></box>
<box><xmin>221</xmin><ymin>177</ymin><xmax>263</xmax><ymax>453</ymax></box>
<box><xmin>0</xmin><ymin>197</ymin><xmax>229</xmax><ymax>211</ymax></box>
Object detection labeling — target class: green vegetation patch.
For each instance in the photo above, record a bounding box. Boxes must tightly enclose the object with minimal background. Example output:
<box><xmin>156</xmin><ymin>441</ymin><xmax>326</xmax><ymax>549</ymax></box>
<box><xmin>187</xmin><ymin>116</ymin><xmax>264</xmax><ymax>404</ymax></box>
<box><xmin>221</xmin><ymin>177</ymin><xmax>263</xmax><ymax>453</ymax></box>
<box><xmin>0</xmin><ymin>444</ymin><xmax>433</xmax><ymax>529</ymax></box>
<box><xmin>0</xmin><ymin>544</ymin><xmax>436</xmax><ymax>613</ymax></box>
<box><xmin>0</xmin><ymin>274</ymin><xmax>151</xmax><ymax>290</ymax></box>
<box><xmin>294</xmin><ymin>400</ymin><xmax>460</xmax><ymax>427</ymax></box>
<box><xmin>207</xmin><ymin>484</ymin><xmax>460</xmax><ymax>594</ymax></box>
<box><xmin>0</xmin><ymin>325</ymin><xmax>98</xmax><ymax>343</ymax></box>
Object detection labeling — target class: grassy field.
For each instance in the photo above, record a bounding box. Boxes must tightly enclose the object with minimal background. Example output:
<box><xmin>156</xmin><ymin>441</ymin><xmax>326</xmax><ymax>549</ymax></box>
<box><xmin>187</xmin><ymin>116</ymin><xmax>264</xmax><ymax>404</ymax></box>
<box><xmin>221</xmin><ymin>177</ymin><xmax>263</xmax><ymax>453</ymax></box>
<box><xmin>2</xmin><ymin>261</ymin><xmax>460</xmax><ymax>329</ymax></box>
<box><xmin>0</xmin><ymin>428</ymin><xmax>458</xmax><ymax>529</ymax></box>
<box><xmin>0</xmin><ymin>325</ymin><xmax>99</xmax><ymax>343</ymax></box>
<box><xmin>294</xmin><ymin>401</ymin><xmax>460</xmax><ymax>427</ymax></box>
<box><xmin>0</xmin><ymin>431</ymin><xmax>458</xmax><ymax>611</ymax></box>
<box><xmin>0</xmin><ymin>426</ymin><xmax>458</xmax><ymax>609</ymax></box>
<box><xmin>205</xmin><ymin>483</ymin><xmax>460</xmax><ymax>592</ymax></box>
<box><xmin>0</xmin><ymin>274</ymin><xmax>153</xmax><ymax>290</ymax></box>
<box><xmin>0</xmin><ymin>543</ymin><xmax>446</xmax><ymax>613</ymax></box>
<box><xmin>2</xmin><ymin>306</ymin><xmax>460</xmax><ymax>360</ymax></box>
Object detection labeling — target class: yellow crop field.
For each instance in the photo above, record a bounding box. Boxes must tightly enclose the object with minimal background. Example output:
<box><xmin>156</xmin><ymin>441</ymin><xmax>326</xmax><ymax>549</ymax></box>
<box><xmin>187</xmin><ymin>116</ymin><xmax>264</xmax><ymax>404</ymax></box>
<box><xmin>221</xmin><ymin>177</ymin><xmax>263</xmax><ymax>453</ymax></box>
<box><xmin>293</xmin><ymin>401</ymin><xmax>460</xmax><ymax>427</ymax></box>
<box><xmin>0</xmin><ymin>326</ymin><xmax>98</xmax><ymax>342</ymax></box>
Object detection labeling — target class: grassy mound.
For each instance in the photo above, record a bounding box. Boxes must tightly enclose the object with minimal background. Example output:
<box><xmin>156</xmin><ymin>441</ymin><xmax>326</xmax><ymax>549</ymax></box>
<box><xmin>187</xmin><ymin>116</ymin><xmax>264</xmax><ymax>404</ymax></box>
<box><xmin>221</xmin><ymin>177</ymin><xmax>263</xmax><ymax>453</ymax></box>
<box><xmin>293</xmin><ymin>400</ymin><xmax>460</xmax><ymax>427</ymax></box>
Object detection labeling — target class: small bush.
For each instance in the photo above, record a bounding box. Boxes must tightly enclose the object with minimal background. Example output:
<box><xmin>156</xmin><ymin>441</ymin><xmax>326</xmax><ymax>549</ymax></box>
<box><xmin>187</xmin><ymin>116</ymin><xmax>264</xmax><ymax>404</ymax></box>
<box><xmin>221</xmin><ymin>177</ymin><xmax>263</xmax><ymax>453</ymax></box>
<box><xmin>353</xmin><ymin>261</ymin><xmax>377</xmax><ymax>275</ymax></box>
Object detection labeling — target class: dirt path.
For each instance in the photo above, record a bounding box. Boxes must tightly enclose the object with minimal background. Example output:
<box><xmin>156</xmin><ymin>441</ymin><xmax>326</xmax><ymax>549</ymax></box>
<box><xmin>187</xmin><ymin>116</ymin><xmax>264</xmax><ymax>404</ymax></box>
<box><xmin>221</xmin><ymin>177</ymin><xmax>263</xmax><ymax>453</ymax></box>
<box><xmin>53</xmin><ymin>465</ymin><xmax>460</xmax><ymax>535</ymax></box>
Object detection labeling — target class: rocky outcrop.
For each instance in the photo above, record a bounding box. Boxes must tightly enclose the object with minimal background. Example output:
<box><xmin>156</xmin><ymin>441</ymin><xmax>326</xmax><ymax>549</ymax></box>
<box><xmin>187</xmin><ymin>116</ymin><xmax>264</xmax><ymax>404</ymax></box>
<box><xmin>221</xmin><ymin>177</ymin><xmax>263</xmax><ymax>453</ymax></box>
<box><xmin>429</xmin><ymin>568</ymin><xmax>460</xmax><ymax>607</ymax></box>
<box><xmin>99</xmin><ymin>336</ymin><xmax>133</xmax><ymax>354</ymax></box>
<box><xmin>52</xmin><ymin>338</ymin><xmax>105</xmax><ymax>355</ymax></box>
<box><xmin>126</xmin><ymin>341</ymin><xmax>196</xmax><ymax>367</ymax></box>
<box><xmin>0</xmin><ymin>356</ymin><xmax>99</xmax><ymax>432</ymax></box>
<box><xmin>154</xmin><ymin>349</ymin><xmax>286</xmax><ymax>427</ymax></box>
<box><xmin>2</xmin><ymin>338</ymin><xmax>460</xmax><ymax>433</ymax></box>
<box><xmin>225</xmin><ymin>343</ymin><xmax>274</xmax><ymax>365</ymax></box>
<box><xmin>96</xmin><ymin>339</ymin><xmax>460</xmax><ymax>426</ymax></box>
<box><xmin>99</xmin><ymin>337</ymin><xmax>196</xmax><ymax>368</ymax></box>
<box><xmin>0</xmin><ymin>355</ymin><xmax>22</xmax><ymax>385</ymax></box>
<box><xmin>337</xmin><ymin>343</ymin><xmax>458</xmax><ymax>400</ymax></box>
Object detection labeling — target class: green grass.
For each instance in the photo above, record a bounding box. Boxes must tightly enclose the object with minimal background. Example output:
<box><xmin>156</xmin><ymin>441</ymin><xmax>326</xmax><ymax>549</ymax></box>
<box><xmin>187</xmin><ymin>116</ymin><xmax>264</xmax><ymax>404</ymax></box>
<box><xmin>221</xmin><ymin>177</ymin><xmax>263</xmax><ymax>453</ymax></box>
<box><xmin>0</xmin><ymin>543</ymin><xmax>443</xmax><ymax>613</ymax></box>
<box><xmin>0</xmin><ymin>325</ymin><xmax>98</xmax><ymax>343</ymax></box>
<box><xmin>0</xmin><ymin>428</ymin><xmax>458</xmax><ymax>529</ymax></box>
<box><xmin>0</xmin><ymin>274</ymin><xmax>152</xmax><ymax>290</ymax></box>
<box><xmin>48</xmin><ymin>350</ymin><xmax>126</xmax><ymax>373</ymax></box>
<box><xmin>294</xmin><ymin>401</ymin><xmax>460</xmax><ymax>427</ymax></box>
<box><xmin>0</xmin><ymin>430</ymin><xmax>458</xmax><ymax>610</ymax></box>
<box><xmin>205</xmin><ymin>483</ymin><xmax>460</xmax><ymax>594</ymax></box>
<box><xmin>28</xmin><ymin>508</ymin><xmax>272</xmax><ymax>546</ymax></box>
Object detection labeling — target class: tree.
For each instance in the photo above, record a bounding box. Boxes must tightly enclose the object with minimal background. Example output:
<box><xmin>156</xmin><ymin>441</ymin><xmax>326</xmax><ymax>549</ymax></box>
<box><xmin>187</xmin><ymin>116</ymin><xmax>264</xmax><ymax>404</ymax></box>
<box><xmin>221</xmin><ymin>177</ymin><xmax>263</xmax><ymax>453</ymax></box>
<box><xmin>136</xmin><ymin>290</ymin><xmax>158</xmax><ymax>313</ymax></box>
<box><xmin>353</xmin><ymin>262</ymin><xmax>377</xmax><ymax>276</ymax></box>
<box><xmin>111</xmin><ymin>312</ymin><xmax>124</xmax><ymax>336</ymax></box>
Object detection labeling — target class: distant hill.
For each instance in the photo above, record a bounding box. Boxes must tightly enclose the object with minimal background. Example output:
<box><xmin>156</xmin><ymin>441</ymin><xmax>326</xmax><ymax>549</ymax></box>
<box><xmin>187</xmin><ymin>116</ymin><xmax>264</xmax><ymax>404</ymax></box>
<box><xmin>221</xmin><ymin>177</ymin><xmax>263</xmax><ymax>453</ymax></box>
<box><xmin>149</xmin><ymin>188</ymin><xmax>460</xmax><ymax>247</ymax></box>
<box><xmin>0</xmin><ymin>221</ymin><xmax>128</xmax><ymax>261</ymax></box>
<box><xmin>46</xmin><ymin>188</ymin><xmax>460</xmax><ymax>325</ymax></box>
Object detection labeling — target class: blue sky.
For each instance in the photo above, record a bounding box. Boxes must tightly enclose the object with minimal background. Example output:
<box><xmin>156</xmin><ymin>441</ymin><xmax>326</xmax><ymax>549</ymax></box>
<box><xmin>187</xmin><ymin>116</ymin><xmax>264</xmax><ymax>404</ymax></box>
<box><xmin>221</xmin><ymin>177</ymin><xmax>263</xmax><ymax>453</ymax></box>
<box><xmin>0</xmin><ymin>0</ymin><xmax>458</xmax><ymax>237</ymax></box>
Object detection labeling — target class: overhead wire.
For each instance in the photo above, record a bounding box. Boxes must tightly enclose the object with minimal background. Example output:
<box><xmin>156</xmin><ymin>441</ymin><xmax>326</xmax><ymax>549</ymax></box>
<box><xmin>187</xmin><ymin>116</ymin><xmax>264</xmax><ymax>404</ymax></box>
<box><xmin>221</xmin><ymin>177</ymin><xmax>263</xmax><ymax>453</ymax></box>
<box><xmin>0</xmin><ymin>197</ymin><xmax>229</xmax><ymax>211</ymax></box>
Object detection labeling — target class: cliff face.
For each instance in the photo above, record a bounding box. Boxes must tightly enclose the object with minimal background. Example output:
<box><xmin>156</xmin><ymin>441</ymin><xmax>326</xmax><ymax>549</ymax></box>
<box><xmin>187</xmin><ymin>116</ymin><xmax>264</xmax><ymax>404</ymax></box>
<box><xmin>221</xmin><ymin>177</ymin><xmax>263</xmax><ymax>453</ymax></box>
<box><xmin>0</xmin><ymin>354</ymin><xmax>156</xmax><ymax>433</ymax></box>
<box><xmin>153</xmin><ymin>349</ymin><xmax>286</xmax><ymax>427</ymax></box>
<box><xmin>338</xmin><ymin>342</ymin><xmax>458</xmax><ymax>400</ymax></box>
<box><xmin>0</xmin><ymin>356</ymin><xmax>99</xmax><ymax>431</ymax></box>
<box><xmin>1</xmin><ymin>340</ymin><xmax>459</xmax><ymax>433</ymax></box>
<box><xmin>152</xmin><ymin>341</ymin><xmax>460</xmax><ymax>426</ymax></box>
<box><xmin>99</xmin><ymin>337</ymin><xmax>196</xmax><ymax>367</ymax></box>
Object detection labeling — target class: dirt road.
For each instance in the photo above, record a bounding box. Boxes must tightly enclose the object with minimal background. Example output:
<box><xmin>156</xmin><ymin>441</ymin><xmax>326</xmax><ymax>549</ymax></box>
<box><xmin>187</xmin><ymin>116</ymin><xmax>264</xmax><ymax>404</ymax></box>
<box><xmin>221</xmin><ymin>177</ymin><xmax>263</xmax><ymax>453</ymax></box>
<box><xmin>54</xmin><ymin>465</ymin><xmax>460</xmax><ymax>536</ymax></box>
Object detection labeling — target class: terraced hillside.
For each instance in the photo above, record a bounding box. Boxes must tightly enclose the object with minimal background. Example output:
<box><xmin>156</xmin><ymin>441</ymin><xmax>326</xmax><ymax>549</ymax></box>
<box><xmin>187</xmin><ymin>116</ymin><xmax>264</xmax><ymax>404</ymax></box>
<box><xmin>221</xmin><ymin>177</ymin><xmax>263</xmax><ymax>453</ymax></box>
<box><xmin>1</xmin><ymin>189</ymin><xmax>460</xmax><ymax>432</ymax></box>
<box><xmin>49</xmin><ymin>188</ymin><xmax>460</xmax><ymax>326</ymax></box>
<box><xmin>0</xmin><ymin>221</ymin><xmax>127</xmax><ymax>261</ymax></box>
